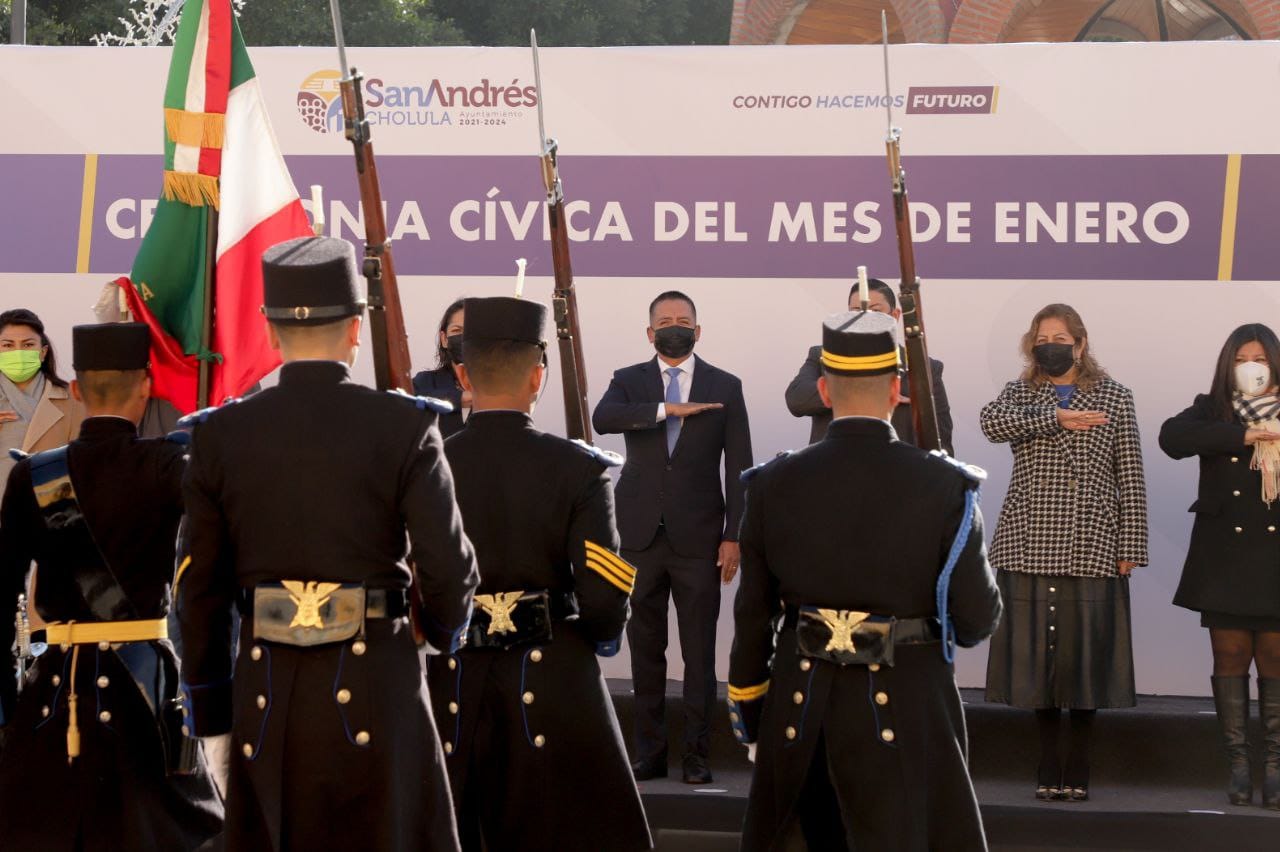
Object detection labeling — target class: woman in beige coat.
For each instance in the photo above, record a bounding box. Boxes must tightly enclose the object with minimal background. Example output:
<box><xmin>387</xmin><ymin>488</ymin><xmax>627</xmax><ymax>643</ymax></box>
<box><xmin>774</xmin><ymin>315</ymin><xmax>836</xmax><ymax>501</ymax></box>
<box><xmin>0</xmin><ymin>308</ymin><xmax>85</xmax><ymax>500</ymax></box>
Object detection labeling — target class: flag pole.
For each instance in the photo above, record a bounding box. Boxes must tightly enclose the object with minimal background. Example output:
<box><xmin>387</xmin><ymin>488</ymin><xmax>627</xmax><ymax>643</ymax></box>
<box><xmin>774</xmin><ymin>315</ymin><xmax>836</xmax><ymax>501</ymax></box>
<box><xmin>197</xmin><ymin>208</ymin><xmax>218</xmax><ymax>408</ymax></box>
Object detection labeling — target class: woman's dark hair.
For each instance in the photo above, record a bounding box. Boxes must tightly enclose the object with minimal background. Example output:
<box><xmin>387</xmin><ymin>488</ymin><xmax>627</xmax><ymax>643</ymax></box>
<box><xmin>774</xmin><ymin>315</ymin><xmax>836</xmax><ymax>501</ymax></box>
<box><xmin>435</xmin><ymin>298</ymin><xmax>467</xmax><ymax>369</ymax></box>
<box><xmin>0</xmin><ymin>308</ymin><xmax>68</xmax><ymax>389</ymax></box>
<box><xmin>1209</xmin><ymin>323</ymin><xmax>1280</xmax><ymax>420</ymax></box>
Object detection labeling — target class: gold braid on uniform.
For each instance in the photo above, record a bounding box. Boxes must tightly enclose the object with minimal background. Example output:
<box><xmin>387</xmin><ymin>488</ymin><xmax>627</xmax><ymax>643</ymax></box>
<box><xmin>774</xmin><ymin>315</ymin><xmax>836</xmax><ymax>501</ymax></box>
<box><xmin>583</xmin><ymin>541</ymin><xmax>637</xmax><ymax>594</ymax></box>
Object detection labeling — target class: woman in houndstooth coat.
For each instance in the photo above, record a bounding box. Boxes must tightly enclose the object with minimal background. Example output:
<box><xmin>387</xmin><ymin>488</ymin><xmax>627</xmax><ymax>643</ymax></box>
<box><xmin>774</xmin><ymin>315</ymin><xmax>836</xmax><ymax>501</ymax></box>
<box><xmin>980</xmin><ymin>303</ymin><xmax>1149</xmax><ymax>803</ymax></box>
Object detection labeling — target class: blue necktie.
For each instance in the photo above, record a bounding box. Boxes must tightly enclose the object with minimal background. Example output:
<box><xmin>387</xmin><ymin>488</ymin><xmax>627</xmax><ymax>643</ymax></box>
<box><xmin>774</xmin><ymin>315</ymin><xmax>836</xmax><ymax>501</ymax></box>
<box><xmin>665</xmin><ymin>366</ymin><xmax>682</xmax><ymax>455</ymax></box>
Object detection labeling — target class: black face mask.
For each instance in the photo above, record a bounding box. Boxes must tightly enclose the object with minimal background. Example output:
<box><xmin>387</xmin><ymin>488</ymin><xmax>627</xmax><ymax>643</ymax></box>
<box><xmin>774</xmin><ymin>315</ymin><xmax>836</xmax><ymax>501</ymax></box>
<box><xmin>446</xmin><ymin>334</ymin><xmax>464</xmax><ymax>365</ymax></box>
<box><xmin>653</xmin><ymin>326</ymin><xmax>696</xmax><ymax>359</ymax></box>
<box><xmin>1032</xmin><ymin>342</ymin><xmax>1075</xmax><ymax>378</ymax></box>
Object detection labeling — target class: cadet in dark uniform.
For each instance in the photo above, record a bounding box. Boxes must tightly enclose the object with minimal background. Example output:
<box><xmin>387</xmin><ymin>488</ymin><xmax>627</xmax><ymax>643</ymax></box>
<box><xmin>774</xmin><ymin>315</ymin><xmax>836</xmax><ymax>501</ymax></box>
<box><xmin>427</xmin><ymin>296</ymin><xmax>651</xmax><ymax>852</ymax></box>
<box><xmin>412</xmin><ymin>298</ymin><xmax>467</xmax><ymax>439</ymax></box>
<box><xmin>177</xmin><ymin>236</ymin><xmax>479</xmax><ymax>852</ymax></box>
<box><xmin>0</xmin><ymin>322</ymin><xmax>223</xmax><ymax>850</ymax></box>
<box><xmin>728</xmin><ymin>310</ymin><xmax>1002</xmax><ymax>851</ymax></box>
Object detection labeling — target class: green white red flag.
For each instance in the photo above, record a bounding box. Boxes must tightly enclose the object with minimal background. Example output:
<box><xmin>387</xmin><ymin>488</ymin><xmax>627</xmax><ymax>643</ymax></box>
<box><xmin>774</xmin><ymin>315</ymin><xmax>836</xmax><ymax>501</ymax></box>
<box><xmin>118</xmin><ymin>0</ymin><xmax>311</xmax><ymax>413</ymax></box>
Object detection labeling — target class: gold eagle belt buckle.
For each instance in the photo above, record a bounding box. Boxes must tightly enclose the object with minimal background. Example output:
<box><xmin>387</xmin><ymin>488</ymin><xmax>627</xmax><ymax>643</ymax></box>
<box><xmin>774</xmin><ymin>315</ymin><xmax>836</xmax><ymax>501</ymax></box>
<box><xmin>796</xmin><ymin>608</ymin><xmax>896</xmax><ymax>667</ymax></box>
<box><xmin>474</xmin><ymin>591</ymin><xmax>525</xmax><ymax>635</ymax></box>
<box><xmin>253</xmin><ymin>581</ymin><xmax>366</xmax><ymax>647</ymax></box>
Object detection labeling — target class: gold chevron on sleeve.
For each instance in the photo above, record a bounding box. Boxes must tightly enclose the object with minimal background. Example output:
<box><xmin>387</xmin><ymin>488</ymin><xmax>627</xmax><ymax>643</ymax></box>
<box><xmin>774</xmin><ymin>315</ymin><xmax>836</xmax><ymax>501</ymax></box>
<box><xmin>728</xmin><ymin>680</ymin><xmax>770</xmax><ymax>702</ymax></box>
<box><xmin>584</xmin><ymin>540</ymin><xmax>637</xmax><ymax>594</ymax></box>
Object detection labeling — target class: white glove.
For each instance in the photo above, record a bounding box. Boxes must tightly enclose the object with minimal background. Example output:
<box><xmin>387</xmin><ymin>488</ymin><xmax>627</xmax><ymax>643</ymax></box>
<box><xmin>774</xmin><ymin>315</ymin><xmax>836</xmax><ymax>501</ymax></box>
<box><xmin>746</xmin><ymin>742</ymin><xmax>757</xmax><ymax>764</ymax></box>
<box><xmin>201</xmin><ymin>733</ymin><xmax>232</xmax><ymax>799</ymax></box>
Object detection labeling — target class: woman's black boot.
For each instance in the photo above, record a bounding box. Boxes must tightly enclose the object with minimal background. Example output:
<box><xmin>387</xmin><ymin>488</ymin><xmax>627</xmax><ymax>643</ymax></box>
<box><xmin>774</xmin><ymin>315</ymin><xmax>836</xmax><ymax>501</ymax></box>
<box><xmin>1211</xmin><ymin>676</ymin><xmax>1253</xmax><ymax>806</ymax></box>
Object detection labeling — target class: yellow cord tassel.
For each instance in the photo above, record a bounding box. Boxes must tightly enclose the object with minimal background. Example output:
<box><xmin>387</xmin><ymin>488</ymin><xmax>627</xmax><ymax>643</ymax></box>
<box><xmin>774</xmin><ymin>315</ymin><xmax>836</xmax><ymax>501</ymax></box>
<box><xmin>164</xmin><ymin>108</ymin><xmax>225</xmax><ymax>149</ymax></box>
<box><xmin>66</xmin><ymin>644</ymin><xmax>81</xmax><ymax>765</ymax></box>
<box><xmin>162</xmin><ymin>170</ymin><xmax>221</xmax><ymax>210</ymax></box>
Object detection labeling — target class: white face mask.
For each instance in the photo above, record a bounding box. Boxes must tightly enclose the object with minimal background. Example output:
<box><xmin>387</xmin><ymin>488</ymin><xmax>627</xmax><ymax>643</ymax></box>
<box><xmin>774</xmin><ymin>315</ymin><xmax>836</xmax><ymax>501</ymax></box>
<box><xmin>1235</xmin><ymin>361</ymin><xmax>1271</xmax><ymax>396</ymax></box>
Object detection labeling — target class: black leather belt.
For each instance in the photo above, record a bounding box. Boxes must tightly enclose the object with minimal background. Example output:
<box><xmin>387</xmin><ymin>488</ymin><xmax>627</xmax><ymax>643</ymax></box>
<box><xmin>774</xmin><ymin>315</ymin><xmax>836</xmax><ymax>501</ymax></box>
<box><xmin>465</xmin><ymin>589</ymin><xmax>579</xmax><ymax>651</ymax></box>
<box><xmin>236</xmin><ymin>587</ymin><xmax>409</xmax><ymax>620</ymax></box>
<box><xmin>781</xmin><ymin>604</ymin><xmax>940</xmax><ymax>644</ymax></box>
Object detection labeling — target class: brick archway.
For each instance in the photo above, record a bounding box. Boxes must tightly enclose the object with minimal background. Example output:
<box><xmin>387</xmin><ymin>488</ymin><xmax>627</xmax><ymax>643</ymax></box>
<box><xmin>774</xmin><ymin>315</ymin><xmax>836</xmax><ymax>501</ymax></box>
<box><xmin>948</xmin><ymin>0</ymin><xmax>1280</xmax><ymax>42</ymax></box>
<box><xmin>731</xmin><ymin>0</ymin><xmax>951</xmax><ymax>44</ymax></box>
<box><xmin>947</xmin><ymin>0</ymin><xmax>1022</xmax><ymax>43</ymax></box>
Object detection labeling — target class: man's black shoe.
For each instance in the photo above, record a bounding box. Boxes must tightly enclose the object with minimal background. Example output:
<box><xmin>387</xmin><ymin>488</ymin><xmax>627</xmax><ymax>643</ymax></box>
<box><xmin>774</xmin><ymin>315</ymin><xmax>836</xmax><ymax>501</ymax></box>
<box><xmin>682</xmin><ymin>753</ymin><xmax>713</xmax><ymax>784</ymax></box>
<box><xmin>632</xmin><ymin>755</ymin><xmax>668</xmax><ymax>781</ymax></box>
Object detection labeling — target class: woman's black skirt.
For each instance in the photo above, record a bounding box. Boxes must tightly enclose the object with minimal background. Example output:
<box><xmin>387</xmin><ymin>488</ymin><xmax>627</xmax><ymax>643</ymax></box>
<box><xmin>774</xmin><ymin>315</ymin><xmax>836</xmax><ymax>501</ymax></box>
<box><xmin>985</xmin><ymin>570</ymin><xmax>1136</xmax><ymax>710</ymax></box>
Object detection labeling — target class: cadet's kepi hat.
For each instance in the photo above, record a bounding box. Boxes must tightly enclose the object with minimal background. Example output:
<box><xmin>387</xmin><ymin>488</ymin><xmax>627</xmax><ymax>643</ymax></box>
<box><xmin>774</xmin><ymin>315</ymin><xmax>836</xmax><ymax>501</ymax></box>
<box><xmin>260</xmin><ymin>236</ymin><xmax>366</xmax><ymax>326</ymax></box>
<box><xmin>462</xmin><ymin>297</ymin><xmax>548</xmax><ymax>348</ymax></box>
<box><xmin>820</xmin><ymin>310</ymin><xmax>901</xmax><ymax>376</ymax></box>
<box><xmin>71</xmin><ymin>322</ymin><xmax>151</xmax><ymax>371</ymax></box>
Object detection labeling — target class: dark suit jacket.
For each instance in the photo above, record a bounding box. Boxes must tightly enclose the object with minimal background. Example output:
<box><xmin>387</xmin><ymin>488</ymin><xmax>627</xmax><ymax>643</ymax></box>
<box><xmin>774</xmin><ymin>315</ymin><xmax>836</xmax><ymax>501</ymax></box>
<box><xmin>412</xmin><ymin>366</ymin><xmax>465</xmax><ymax>440</ymax></box>
<box><xmin>785</xmin><ymin>344</ymin><xmax>954</xmax><ymax>454</ymax></box>
<box><xmin>592</xmin><ymin>355</ymin><xmax>753</xmax><ymax>558</ymax></box>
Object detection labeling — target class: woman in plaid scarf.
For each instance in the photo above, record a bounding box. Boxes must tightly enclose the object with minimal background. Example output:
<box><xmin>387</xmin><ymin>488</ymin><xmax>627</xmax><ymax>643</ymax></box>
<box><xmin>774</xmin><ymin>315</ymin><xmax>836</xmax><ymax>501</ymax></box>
<box><xmin>980</xmin><ymin>303</ymin><xmax>1148</xmax><ymax>803</ymax></box>
<box><xmin>1160</xmin><ymin>323</ymin><xmax>1280</xmax><ymax>810</ymax></box>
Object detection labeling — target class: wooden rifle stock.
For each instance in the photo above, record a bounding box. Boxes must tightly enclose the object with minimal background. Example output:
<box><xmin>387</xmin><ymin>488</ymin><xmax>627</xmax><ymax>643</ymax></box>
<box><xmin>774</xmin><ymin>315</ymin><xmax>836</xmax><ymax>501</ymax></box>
<box><xmin>881</xmin><ymin>14</ymin><xmax>942</xmax><ymax>453</ymax></box>
<box><xmin>886</xmin><ymin>137</ymin><xmax>942</xmax><ymax>452</ymax></box>
<box><xmin>532</xmin><ymin>32</ymin><xmax>592</xmax><ymax>442</ymax></box>
<box><xmin>541</xmin><ymin>143</ymin><xmax>593</xmax><ymax>442</ymax></box>
<box><xmin>337</xmin><ymin>72</ymin><xmax>413</xmax><ymax>395</ymax></box>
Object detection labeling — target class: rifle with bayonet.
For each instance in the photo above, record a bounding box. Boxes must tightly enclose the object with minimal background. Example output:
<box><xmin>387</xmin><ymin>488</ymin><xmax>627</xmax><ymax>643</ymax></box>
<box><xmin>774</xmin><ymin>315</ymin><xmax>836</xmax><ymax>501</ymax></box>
<box><xmin>530</xmin><ymin>30</ymin><xmax>593</xmax><ymax>443</ymax></box>
<box><xmin>880</xmin><ymin>11</ymin><xmax>943</xmax><ymax>453</ymax></box>
<box><xmin>327</xmin><ymin>0</ymin><xmax>428</xmax><ymax>645</ymax></box>
<box><xmin>327</xmin><ymin>0</ymin><xmax>413</xmax><ymax>396</ymax></box>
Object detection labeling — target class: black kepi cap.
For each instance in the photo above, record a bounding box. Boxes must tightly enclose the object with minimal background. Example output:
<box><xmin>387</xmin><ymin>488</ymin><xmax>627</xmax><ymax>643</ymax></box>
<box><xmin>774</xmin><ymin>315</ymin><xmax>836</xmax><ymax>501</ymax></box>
<box><xmin>462</xmin><ymin>297</ymin><xmax>548</xmax><ymax>347</ymax></box>
<box><xmin>261</xmin><ymin>236</ymin><xmax>365</xmax><ymax>326</ymax></box>
<box><xmin>71</xmin><ymin>322</ymin><xmax>151</xmax><ymax>371</ymax></box>
<box><xmin>820</xmin><ymin>310</ymin><xmax>901</xmax><ymax>376</ymax></box>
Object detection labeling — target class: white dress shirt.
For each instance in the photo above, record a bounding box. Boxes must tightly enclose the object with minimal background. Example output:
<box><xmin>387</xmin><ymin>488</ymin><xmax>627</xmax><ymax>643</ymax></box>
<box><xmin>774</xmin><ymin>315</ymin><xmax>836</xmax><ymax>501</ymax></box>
<box><xmin>655</xmin><ymin>354</ymin><xmax>696</xmax><ymax>421</ymax></box>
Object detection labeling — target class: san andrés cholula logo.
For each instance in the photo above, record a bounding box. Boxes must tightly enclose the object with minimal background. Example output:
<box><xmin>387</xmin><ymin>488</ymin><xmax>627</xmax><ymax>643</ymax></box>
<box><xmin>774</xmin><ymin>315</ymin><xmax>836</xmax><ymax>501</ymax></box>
<box><xmin>297</xmin><ymin>69</ymin><xmax>539</xmax><ymax>133</ymax></box>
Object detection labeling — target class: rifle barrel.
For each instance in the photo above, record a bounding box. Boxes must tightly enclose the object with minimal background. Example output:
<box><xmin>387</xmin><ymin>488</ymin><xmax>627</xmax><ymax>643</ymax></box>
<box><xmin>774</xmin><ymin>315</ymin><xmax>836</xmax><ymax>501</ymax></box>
<box><xmin>328</xmin><ymin>0</ymin><xmax>350</xmax><ymax>78</ymax></box>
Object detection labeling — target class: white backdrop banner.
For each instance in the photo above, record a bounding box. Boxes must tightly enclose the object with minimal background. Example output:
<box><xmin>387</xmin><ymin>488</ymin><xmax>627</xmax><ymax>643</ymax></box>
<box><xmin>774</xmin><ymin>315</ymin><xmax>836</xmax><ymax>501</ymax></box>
<box><xmin>1</xmin><ymin>42</ymin><xmax>1278</xmax><ymax>696</ymax></box>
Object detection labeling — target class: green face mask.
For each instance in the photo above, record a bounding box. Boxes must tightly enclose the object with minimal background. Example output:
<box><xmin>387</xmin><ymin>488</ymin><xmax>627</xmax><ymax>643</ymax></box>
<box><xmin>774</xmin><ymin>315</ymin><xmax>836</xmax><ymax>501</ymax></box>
<box><xmin>0</xmin><ymin>350</ymin><xmax>43</xmax><ymax>384</ymax></box>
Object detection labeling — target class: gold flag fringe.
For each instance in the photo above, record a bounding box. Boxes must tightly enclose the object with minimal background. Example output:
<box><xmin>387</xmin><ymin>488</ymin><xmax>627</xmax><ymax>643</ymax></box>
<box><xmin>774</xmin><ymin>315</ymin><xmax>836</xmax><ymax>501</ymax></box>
<box><xmin>1250</xmin><ymin>419</ymin><xmax>1280</xmax><ymax>506</ymax></box>
<box><xmin>164</xmin><ymin>108</ymin><xmax>225</xmax><ymax>149</ymax></box>
<box><xmin>163</xmin><ymin>170</ymin><xmax>221</xmax><ymax>210</ymax></box>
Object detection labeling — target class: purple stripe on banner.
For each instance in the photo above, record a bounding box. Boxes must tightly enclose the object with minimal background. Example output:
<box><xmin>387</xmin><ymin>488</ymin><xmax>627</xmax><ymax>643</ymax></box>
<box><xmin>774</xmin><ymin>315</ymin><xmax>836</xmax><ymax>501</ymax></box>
<box><xmin>0</xmin><ymin>153</ymin><xmax>1262</xmax><ymax>281</ymax></box>
<box><xmin>0</xmin><ymin>155</ymin><xmax>86</xmax><ymax>273</ymax></box>
<box><xmin>1231</xmin><ymin>155</ymin><xmax>1280</xmax><ymax>282</ymax></box>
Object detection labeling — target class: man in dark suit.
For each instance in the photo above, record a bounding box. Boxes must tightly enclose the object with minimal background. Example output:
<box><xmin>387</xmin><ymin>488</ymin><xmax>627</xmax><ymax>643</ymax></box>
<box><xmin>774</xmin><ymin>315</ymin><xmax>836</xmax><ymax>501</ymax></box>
<box><xmin>592</xmin><ymin>290</ymin><xmax>753</xmax><ymax>784</ymax></box>
<box><xmin>178</xmin><ymin>237</ymin><xmax>479</xmax><ymax>851</ymax></box>
<box><xmin>0</xmin><ymin>323</ymin><xmax>223</xmax><ymax>850</ymax></box>
<box><xmin>428</xmin><ymin>296</ymin><xmax>650</xmax><ymax>852</ymax></box>
<box><xmin>785</xmin><ymin>278</ymin><xmax>954</xmax><ymax>453</ymax></box>
<box><xmin>730</xmin><ymin>309</ymin><xmax>1001</xmax><ymax>850</ymax></box>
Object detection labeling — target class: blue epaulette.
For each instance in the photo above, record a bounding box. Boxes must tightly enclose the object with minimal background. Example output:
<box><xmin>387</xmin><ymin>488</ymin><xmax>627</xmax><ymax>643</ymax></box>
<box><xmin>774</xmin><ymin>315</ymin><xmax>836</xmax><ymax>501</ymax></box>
<box><xmin>387</xmin><ymin>388</ymin><xmax>454</xmax><ymax>415</ymax></box>
<box><xmin>176</xmin><ymin>398</ymin><xmax>240</xmax><ymax>429</ymax></box>
<box><xmin>570</xmin><ymin>438</ymin><xmax>623</xmax><ymax>468</ymax></box>
<box><xmin>164</xmin><ymin>430</ymin><xmax>192</xmax><ymax>446</ymax></box>
<box><xmin>8</xmin><ymin>449</ymin><xmax>29</xmax><ymax>462</ymax></box>
<box><xmin>740</xmin><ymin>450</ymin><xmax>794</xmax><ymax>483</ymax></box>
<box><xmin>929</xmin><ymin>450</ymin><xmax>987</xmax><ymax>487</ymax></box>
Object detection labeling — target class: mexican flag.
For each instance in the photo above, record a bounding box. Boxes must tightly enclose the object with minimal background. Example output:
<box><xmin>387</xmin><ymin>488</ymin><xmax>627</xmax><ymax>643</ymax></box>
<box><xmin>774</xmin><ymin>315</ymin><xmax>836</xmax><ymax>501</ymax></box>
<box><xmin>119</xmin><ymin>0</ymin><xmax>311</xmax><ymax>413</ymax></box>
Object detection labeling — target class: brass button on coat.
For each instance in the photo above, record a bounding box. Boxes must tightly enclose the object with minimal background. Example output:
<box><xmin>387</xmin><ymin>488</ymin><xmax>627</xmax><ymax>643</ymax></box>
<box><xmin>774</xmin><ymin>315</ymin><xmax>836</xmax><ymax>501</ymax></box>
<box><xmin>881</xmin><ymin>728</ymin><xmax>896</xmax><ymax>743</ymax></box>
<box><xmin>41</xmin><ymin>706</ymin><xmax>50</xmax><ymax>718</ymax></box>
<box><xmin>444</xmin><ymin>742</ymin><xmax>453</xmax><ymax>755</ymax></box>
<box><xmin>182</xmin><ymin>725</ymin><xmax>190</xmax><ymax>737</ymax></box>
<box><xmin>51</xmin><ymin>675</ymin><xmax>61</xmax><ymax>686</ymax></box>
<box><xmin>448</xmin><ymin>702</ymin><xmax>459</xmax><ymax>714</ymax></box>
<box><xmin>875</xmin><ymin>691</ymin><xmax>889</xmax><ymax>706</ymax></box>
<box><xmin>250</xmin><ymin>646</ymin><xmax>262</xmax><ymax>661</ymax></box>
<box><xmin>242</xmin><ymin>743</ymin><xmax>254</xmax><ymax>758</ymax></box>
<box><xmin>530</xmin><ymin>649</ymin><xmax>543</xmax><ymax>663</ymax></box>
<box><xmin>522</xmin><ymin>691</ymin><xmax>535</xmax><ymax>705</ymax></box>
<box><xmin>98</xmin><ymin>710</ymin><xmax>111</xmax><ymax>723</ymax></box>
<box><xmin>793</xmin><ymin>691</ymin><xmax>804</xmax><ymax>705</ymax></box>
<box><xmin>96</xmin><ymin>676</ymin><xmax>109</xmax><ymax>688</ymax></box>
<box><xmin>785</xmin><ymin>726</ymin><xmax>797</xmax><ymax>740</ymax></box>
<box><xmin>448</xmin><ymin>657</ymin><xmax>457</xmax><ymax>670</ymax></box>
<box><xmin>355</xmin><ymin>731</ymin><xmax>371</xmax><ymax>745</ymax></box>
<box><xmin>534</xmin><ymin>735</ymin><xmax>546</xmax><ymax>748</ymax></box>
<box><xmin>729</xmin><ymin>712</ymin><xmax>740</xmax><ymax>722</ymax></box>
<box><xmin>799</xmin><ymin>659</ymin><xmax>812</xmax><ymax>672</ymax></box>
<box><xmin>352</xmin><ymin>641</ymin><xmax>367</xmax><ymax>656</ymax></box>
<box><xmin>336</xmin><ymin>689</ymin><xmax>351</xmax><ymax>705</ymax></box>
<box><xmin>1235</xmin><ymin>527</ymin><xmax>1244</xmax><ymax>533</ymax></box>
<box><xmin>97</xmin><ymin>642</ymin><xmax>110</xmax><ymax>652</ymax></box>
<box><xmin>868</xmin><ymin>663</ymin><xmax>881</xmax><ymax>673</ymax></box>
<box><xmin>256</xmin><ymin>694</ymin><xmax>267</xmax><ymax>709</ymax></box>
